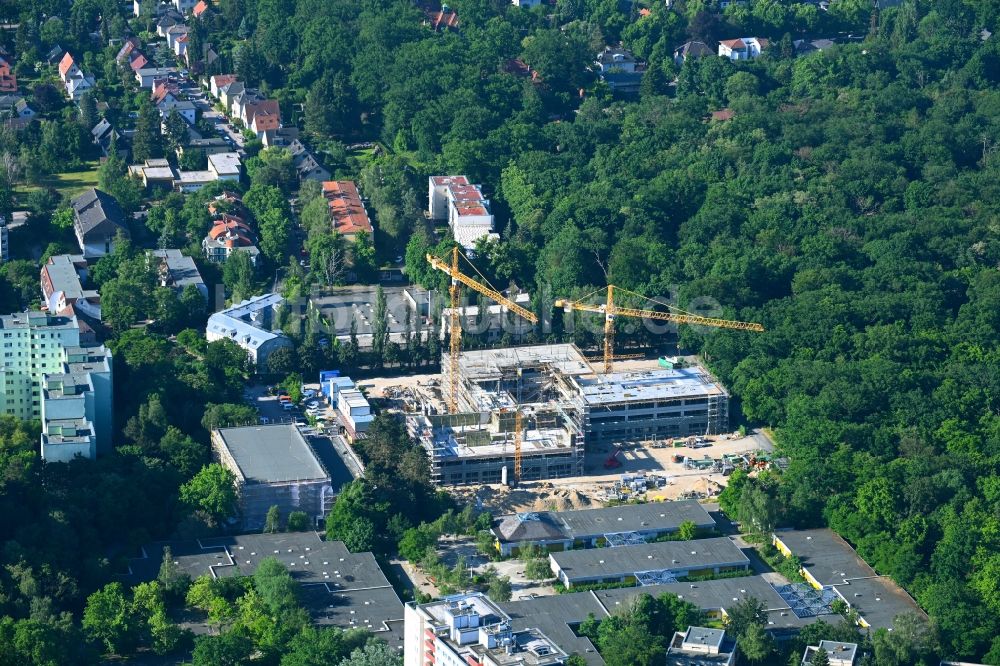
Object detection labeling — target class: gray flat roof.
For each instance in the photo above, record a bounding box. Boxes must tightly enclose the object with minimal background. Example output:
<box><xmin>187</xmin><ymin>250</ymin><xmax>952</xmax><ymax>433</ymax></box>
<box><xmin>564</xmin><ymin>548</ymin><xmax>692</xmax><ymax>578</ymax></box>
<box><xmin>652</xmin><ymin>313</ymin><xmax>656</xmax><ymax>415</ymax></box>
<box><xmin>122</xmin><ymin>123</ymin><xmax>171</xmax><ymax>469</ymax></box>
<box><xmin>43</xmin><ymin>255</ymin><xmax>91</xmax><ymax>301</ymax></box>
<box><xmin>123</xmin><ymin>533</ymin><xmax>405</xmax><ymax>646</ymax></box>
<box><xmin>550</xmin><ymin>537</ymin><xmax>749</xmax><ymax>583</ymax></box>
<box><xmin>773</xmin><ymin>529</ymin><xmax>875</xmax><ymax>584</ymax></box>
<box><xmin>495</xmin><ymin>500</ymin><xmax>716</xmax><ymax>544</ymax></box>
<box><xmin>830</xmin><ymin>575</ymin><xmax>923</xmax><ymax>630</ymax></box>
<box><xmin>215</xmin><ymin>424</ymin><xmax>328</xmax><ymax>483</ymax></box>
<box><xmin>595</xmin><ymin>576</ymin><xmax>829</xmax><ymax>631</ymax></box>
<box><xmin>573</xmin><ymin>366</ymin><xmax>727</xmax><ymax>405</ymax></box>
<box><xmin>559</xmin><ymin>500</ymin><xmax>716</xmax><ymax>540</ymax></box>
<box><xmin>499</xmin><ymin>592</ymin><xmax>607</xmax><ymax>666</ymax></box>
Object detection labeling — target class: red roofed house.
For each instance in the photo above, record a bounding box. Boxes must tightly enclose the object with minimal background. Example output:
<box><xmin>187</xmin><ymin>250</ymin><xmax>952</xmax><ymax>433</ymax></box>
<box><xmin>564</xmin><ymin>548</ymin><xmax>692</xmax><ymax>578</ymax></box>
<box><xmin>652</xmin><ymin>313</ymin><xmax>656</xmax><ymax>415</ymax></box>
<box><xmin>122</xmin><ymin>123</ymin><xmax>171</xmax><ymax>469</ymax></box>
<box><xmin>210</xmin><ymin>74</ymin><xmax>237</xmax><ymax>98</ymax></box>
<box><xmin>58</xmin><ymin>52</ymin><xmax>80</xmax><ymax>82</ymax></box>
<box><xmin>129</xmin><ymin>52</ymin><xmax>149</xmax><ymax>72</ymax></box>
<box><xmin>638</xmin><ymin>7</ymin><xmax>651</xmax><ymax>16</ymax></box>
<box><xmin>322</xmin><ymin>181</ymin><xmax>373</xmax><ymax>242</ymax></box>
<box><xmin>243</xmin><ymin>99</ymin><xmax>281</xmax><ymax>136</ymax></box>
<box><xmin>0</xmin><ymin>57</ymin><xmax>15</xmax><ymax>93</ymax></box>
<box><xmin>718</xmin><ymin>37</ymin><xmax>768</xmax><ymax>60</ymax></box>
<box><xmin>115</xmin><ymin>37</ymin><xmax>140</xmax><ymax>64</ymax></box>
<box><xmin>192</xmin><ymin>0</ymin><xmax>209</xmax><ymax>17</ymax></box>
<box><xmin>202</xmin><ymin>215</ymin><xmax>260</xmax><ymax>265</ymax></box>
<box><xmin>151</xmin><ymin>80</ymin><xmax>179</xmax><ymax>104</ymax></box>
<box><xmin>429</xmin><ymin>6</ymin><xmax>458</xmax><ymax>30</ymax></box>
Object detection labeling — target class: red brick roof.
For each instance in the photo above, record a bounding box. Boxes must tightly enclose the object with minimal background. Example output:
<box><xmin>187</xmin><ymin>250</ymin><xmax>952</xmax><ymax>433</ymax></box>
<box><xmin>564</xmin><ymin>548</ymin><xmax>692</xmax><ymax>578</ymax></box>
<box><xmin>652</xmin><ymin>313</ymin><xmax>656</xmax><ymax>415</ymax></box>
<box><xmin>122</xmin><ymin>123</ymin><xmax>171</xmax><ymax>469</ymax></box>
<box><xmin>208</xmin><ymin>218</ymin><xmax>255</xmax><ymax>247</ymax></box>
<box><xmin>58</xmin><ymin>52</ymin><xmax>76</xmax><ymax>77</ymax></box>
<box><xmin>719</xmin><ymin>39</ymin><xmax>747</xmax><ymax>50</ymax></box>
<box><xmin>248</xmin><ymin>101</ymin><xmax>280</xmax><ymax>132</ymax></box>
<box><xmin>322</xmin><ymin>181</ymin><xmax>373</xmax><ymax>236</ymax></box>
<box><xmin>151</xmin><ymin>81</ymin><xmax>179</xmax><ymax>103</ymax></box>
<box><xmin>431</xmin><ymin>8</ymin><xmax>458</xmax><ymax>29</ymax></box>
<box><xmin>431</xmin><ymin>175</ymin><xmax>469</xmax><ymax>187</ymax></box>
<box><xmin>245</xmin><ymin>99</ymin><xmax>280</xmax><ymax>127</ymax></box>
<box><xmin>129</xmin><ymin>53</ymin><xmax>149</xmax><ymax>71</ymax></box>
<box><xmin>192</xmin><ymin>0</ymin><xmax>209</xmax><ymax>16</ymax></box>
<box><xmin>212</xmin><ymin>74</ymin><xmax>237</xmax><ymax>89</ymax></box>
<box><xmin>711</xmin><ymin>109</ymin><xmax>734</xmax><ymax>121</ymax></box>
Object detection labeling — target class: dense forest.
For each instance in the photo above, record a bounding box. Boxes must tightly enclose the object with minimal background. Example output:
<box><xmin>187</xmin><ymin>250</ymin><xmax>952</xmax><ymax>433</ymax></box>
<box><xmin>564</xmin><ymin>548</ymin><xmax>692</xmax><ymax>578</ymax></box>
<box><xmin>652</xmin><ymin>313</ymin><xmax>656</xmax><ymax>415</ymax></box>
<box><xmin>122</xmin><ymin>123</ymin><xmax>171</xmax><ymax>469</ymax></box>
<box><xmin>0</xmin><ymin>0</ymin><xmax>997</xmax><ymax>663</ymax></box>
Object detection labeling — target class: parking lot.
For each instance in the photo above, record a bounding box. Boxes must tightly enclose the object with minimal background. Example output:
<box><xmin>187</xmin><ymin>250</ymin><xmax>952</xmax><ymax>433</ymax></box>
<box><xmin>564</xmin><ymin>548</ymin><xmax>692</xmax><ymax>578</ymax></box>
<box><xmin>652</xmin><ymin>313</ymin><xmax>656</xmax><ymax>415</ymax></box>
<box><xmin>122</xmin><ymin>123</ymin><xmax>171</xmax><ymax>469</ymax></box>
<box><xmin>243</xmin><ymin>383</ymin><xmax>364</xmax><ymax>484</ymax></box>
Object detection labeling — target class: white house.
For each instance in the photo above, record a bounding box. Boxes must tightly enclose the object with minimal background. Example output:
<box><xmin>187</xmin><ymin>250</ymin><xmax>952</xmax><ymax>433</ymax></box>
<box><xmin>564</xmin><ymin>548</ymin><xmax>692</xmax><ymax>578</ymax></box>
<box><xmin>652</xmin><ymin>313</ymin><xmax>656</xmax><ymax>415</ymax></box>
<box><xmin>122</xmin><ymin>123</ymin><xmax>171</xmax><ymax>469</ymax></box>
<box><xmin>65</xmin><ymin>74</ymin><xmax>95</xmax><ymax>101</ymax></box>
<box><xmin>157</xmin><ymin>99</ymin><xmax>196</xmax><ymax>124</ymax></box>
<box><xmin>718</xmin><ymin>37</ymin><xmax>768</xmax><ymax>60</ymax></box>
<box><xmin>135</xmin><ymin>67</ymin><xmax>177</xmax><ymax>88</ymax></box>
<box><xmin>208</xmin><ymin>152</ymin><xmax>241</xmax><ymax>181</ymax></box>
<box><xmin>210</xmin><ymin>74</ymin><xmax>237</xmax><ymax>98</ymax></box>
<box><xmin>173</xmin><ymin>33</ymin><xmax>188</xmax><ymax>58</ymax></box>
<box><xmin>165</xmin><ymin>24</ymin><xmax>189</xmax><ymax>51</ymax></box>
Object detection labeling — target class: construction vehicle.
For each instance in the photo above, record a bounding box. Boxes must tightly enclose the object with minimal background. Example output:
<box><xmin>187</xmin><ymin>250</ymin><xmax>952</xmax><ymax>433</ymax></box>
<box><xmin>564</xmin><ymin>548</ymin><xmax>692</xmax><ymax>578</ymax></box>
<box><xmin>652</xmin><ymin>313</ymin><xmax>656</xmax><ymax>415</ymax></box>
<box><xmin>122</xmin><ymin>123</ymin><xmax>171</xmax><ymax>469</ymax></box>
<box><xmin>427</xmin><ymin>247</ymin><xmax>538</xmax><ymax>483</ymax></box>
<box><xmin>555</xmin><ymin>284</ymin><xmax>764</xmax><ymax>374</ymax></box>
<box><xmin>604</xmin><ymin>445</ymin><xmax>623</xmax><ymax>469</ymax></box>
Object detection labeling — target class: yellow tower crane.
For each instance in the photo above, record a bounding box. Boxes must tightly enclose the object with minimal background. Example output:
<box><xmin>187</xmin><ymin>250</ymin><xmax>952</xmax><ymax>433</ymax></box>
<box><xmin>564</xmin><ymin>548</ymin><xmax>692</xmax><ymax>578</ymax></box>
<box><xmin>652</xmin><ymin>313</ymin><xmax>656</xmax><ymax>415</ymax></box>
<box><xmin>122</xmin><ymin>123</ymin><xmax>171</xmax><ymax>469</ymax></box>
<box><xmin>427</xmin><ymin>247</ymin><xmax>538</xmax><ymax>483</ymax></box>
<box><xmin>555</xmin><ymin>285</ymin><xmax>764</xmax><ymax>374</ymax></box>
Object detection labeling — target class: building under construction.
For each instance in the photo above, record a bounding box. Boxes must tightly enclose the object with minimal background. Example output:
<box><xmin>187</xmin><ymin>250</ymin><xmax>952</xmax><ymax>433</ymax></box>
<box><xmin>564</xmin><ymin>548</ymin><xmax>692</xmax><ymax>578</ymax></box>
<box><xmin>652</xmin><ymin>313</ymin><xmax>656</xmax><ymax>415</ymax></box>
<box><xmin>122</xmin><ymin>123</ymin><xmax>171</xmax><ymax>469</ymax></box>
<box><xmin>415</xmin><ymin>344</ymin><xmax>730</xmax><ymax>486</ymax></box>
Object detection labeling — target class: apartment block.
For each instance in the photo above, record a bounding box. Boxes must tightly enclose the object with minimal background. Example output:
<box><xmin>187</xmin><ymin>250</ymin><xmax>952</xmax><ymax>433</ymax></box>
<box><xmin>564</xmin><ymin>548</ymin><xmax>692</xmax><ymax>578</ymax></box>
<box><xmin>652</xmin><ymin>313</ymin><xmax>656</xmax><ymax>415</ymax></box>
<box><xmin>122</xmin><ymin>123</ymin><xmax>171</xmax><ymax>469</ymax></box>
<box><xmin>428</xmin><ymin>176</ymin><xmax>498</xmax><ymax>255</ymax></box>
<box><xmin>405</xmin><ymin>593</ymin><xmax>568</xmax><ymax>666</ymax></box>
<box><xmin>0</xmin><ymin>311</ymin><xmax>111</xmax><ymax>461</ymax></box>
<box><xmin>41</xmin><ymin>345</ymin><xmax>113</xmax><ymax>461</ymax></box>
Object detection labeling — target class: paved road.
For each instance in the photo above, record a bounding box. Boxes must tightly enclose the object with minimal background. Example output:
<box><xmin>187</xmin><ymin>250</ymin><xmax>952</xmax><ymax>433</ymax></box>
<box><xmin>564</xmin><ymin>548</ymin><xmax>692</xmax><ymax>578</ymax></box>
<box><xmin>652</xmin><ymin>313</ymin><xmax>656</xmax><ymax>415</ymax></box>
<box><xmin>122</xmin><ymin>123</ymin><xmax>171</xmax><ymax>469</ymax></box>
<box><xmin>176</xmin><ymin>75</ymin><xmax>246</xmax><ymax>154</ymax></box>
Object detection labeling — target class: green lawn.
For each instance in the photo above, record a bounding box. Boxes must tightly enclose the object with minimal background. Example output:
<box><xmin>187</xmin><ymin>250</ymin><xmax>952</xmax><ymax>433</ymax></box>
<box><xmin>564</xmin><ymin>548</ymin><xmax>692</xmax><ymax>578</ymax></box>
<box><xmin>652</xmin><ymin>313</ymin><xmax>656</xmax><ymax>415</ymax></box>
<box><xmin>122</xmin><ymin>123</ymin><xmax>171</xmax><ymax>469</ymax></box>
<box><xmin>15</xmin><ymin>161</ymin><xmax>101</xmax><ymax>201</ymax></box>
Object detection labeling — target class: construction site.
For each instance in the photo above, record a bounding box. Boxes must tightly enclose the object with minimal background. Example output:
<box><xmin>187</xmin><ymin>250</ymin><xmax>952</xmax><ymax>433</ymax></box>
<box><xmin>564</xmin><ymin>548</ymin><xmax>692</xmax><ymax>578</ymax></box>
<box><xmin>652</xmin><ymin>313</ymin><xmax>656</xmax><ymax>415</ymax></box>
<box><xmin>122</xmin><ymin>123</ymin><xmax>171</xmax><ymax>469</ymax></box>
<box><xmin>370</xmin><ymin>247</ymin><xmax>770</xmax><ymax>506</ymax></box>
<box><xmin>401</xmin><ymin>343</ymin><xmax>745</xmax><ymax>487</ymax></box>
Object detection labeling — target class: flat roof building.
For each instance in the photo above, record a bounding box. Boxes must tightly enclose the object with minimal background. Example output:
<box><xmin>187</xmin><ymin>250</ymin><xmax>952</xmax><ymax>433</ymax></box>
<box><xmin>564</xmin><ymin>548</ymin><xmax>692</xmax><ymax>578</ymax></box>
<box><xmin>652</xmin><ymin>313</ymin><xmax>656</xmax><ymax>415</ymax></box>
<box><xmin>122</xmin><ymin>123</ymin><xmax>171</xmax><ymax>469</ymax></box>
<box><xmin>667</xmin><ymin>627</ymin><xmax>736</xmax><ymax>666</ymax></box>
<box><xmin>549</xmin><ymin>537</ymin><xmax>750</xmax><ymax>588</ymax></box>
<box><xmin>405</xmin><ymin>593</ymin><xmax>568</xmax><ymax>666</ymax></box>
<box><xmin>802</xmin><ymin>641</ymin><xmax>858</xmax><ymax>665</ymax></box>
<box><xmin>492</xmin><ymin>500</ymin><xmax>716</xmax><ymax>556</ymax></box>
<box><xmin>41</xmin><ymin>344</ymin><xmax>113</xmax><ymax>461</ymax></box>
<box><xmin>309</xmin><ymin>286</ymin><xmax>432</xmax><ymax>349</ymax></box>
<box><xmin>773</xmin><ymin>529</ymin><xmax>926</xmax><ymax>630</ymax></box>
<box><xmin>208</xmin><ymin>151</ymin><xmax>242</xmax><ymax>180</ymax></box>
<box><xmin>125</xmin><ymin>533</ymin><xmax>404</xmax><ymax>649</ymax></box>
<box><xmin>565</xmin><ymin>366</ymin><xmax>730</xmax><ymax>445</ymax></box>
<box><xmin>211</xmin><ymin>424</ymin><xmax>333</xmax><ymax>530</ymax></box>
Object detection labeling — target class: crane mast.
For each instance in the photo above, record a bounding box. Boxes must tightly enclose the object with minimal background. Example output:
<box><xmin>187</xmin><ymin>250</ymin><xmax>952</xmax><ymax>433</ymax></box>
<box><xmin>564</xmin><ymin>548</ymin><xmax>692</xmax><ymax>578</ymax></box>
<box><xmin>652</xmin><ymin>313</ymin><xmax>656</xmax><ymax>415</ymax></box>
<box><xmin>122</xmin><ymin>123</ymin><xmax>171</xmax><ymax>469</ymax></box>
<box><xmin>427</xmin><ymin>247</ymin><xmax>539</xmax><ymax>482</ymax></box>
